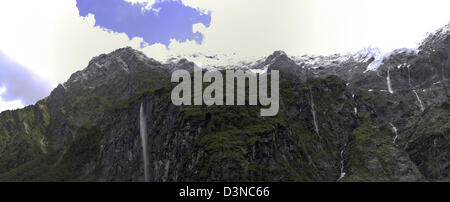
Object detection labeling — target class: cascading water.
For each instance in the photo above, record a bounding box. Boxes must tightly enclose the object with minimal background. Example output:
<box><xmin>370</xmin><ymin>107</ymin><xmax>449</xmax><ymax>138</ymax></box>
<box><xmin>309</xmin><ymin>89</ymin><xmax>319</xmax><ymax>136</ymax></box>
<box><xmin>387</xmin><ymin>67</ymin><xmax>394</xmax><ymax>94</ymax></box>
<box><xmin>388</xmin><ymin>123</ymin><xmax>398</xmax><ymax>144</ymax></box>
<box><xmin>412</xmin><ymin>90</ymin><xmax>425</xmax><ymax>112</ymax></box>
<box><xmin>140</xmin><ymin>102</ymin><xmax>149</xmax><ymax>182</ymax></box>
<box><xmin>407</xmin><ymin>65</ymin><xmax>412</xmax><ymax>87</ymax></box>
<box><xmin>337</xmin><ymin>150</ymin><xmax>346</xmax><ymax>181</ymax></box>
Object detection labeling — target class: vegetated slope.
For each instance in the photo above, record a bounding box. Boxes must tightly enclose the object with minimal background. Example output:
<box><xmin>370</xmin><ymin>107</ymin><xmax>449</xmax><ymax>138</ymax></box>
<box><xmin>0</xmin><ymin>23</ymin><xmax>449</xmax><ymax>182</ymax></box>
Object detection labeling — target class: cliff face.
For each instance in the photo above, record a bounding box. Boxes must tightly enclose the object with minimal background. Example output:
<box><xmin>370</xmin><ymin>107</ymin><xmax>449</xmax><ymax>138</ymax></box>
<box><xmin>0</xmin><ymin>25</ymin><xmax>449</xmax><ymax>182</ymax></box>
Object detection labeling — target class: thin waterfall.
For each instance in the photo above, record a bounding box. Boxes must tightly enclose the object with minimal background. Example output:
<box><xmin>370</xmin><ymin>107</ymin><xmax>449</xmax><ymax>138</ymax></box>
<box><xmin>337</xmin><ymin>150</ymin><xmax>346</xmax><ymax>181</ymax></box>
<box><xmin>389</xmin><ymin>123</ymin><xmax>398</xmax><ymax>144</ymax></box>
<box><xmin>140</xmin><ymin>102</ymin><xmax>149</xmax><ymax>182</ymax></box>
<box><xmin>407</xmin><ymin>65</ymin><xmax>412</xmax><ymax>87</ymax></box>
<box><xmin>412</xmin><ymin>90</ymin><xmax>425</xmax><ymax>112</ymax></box>
<box><xmin>309</xmin><ymin>88</ymin><xmax>319</xmax><ymax>136</ymax></box>
<box><xmin>408</xmin><ymin>65</ymin><xmax>425</xmax><ymax>112</ymax></box>
<box><xmin>387</xmin><ymin>67</ymin><xmax>394</xmax><ymax>94</ymax></box>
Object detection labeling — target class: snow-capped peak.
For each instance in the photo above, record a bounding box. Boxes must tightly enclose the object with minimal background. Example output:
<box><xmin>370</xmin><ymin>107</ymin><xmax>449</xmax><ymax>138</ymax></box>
<box><xmin>164</xmin><ymin>51</ymin><xmax>263</xmax><ymax>70</ymax></box>
<box><xmin>354</xmin><ymin>46</ymin><xmax>383</xmax><ymax>62</ymax></box>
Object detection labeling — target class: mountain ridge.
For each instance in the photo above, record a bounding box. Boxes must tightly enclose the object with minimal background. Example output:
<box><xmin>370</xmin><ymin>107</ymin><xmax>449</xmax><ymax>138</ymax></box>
<box><xmin>0</xmin><ymin>23</ymin><xmax>448</xmax><ymax>182</ymax></box>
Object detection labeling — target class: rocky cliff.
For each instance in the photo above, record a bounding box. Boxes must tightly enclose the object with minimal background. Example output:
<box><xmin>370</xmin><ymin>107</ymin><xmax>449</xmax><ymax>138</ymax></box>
<box><xmin>0</xmin><ymin>24</ymin><xmax>448</xmax><ymax>182</ymax></box>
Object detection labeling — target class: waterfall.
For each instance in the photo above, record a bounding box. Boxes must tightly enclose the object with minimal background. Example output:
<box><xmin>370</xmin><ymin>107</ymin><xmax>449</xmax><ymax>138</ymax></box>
<box><xmin>337</xmin><ymin>150</ymin><xmax>346</xmax><ymax>181</ymax></box>
<box><xmin>387</xmin><ymin>67</ymin><xmax>394</xmax><ymax>94</ymax></box>
<box><xmin>140</xmin><ymin>102</ymin><xmax>149</xmax><ymax>182</ymax></box>
<box><xmin>354</xmin><ymin>107</ymin><xmax>358</xmax><ymax>115</ymax></box>
<box><xmin>309</xmin><ymin>89</ymin><xmax>319</xmax><ymax>135</ymax></box>
<box><xmin>412</xmin><ymin>90</ymin><xmax>425</xmax><ymax>112</ymax></box>
<box><xmin>389</xmin><ymin>123</ymin><xmax>398</xmax><ymax>144</ymax></box>
<box><xmin>407</xmin><ymin>65</ymin><xmax>412</xmax><ymax>87</ymax></box>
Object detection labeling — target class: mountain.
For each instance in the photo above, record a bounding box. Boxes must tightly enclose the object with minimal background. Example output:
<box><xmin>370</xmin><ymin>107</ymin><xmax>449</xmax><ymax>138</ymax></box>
<box><xmin>0</xmin><ymin>24</ymin><xmax>449</xmax><ymax>182</ymax></box>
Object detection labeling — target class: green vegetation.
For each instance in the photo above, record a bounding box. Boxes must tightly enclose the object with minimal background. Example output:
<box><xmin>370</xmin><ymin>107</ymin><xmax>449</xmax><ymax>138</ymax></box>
<box><xmin>0</xmin><ymin>123</ymin><xmax>104</xmax><ymax>181</ymax></box>
<box><xmin>0</xmin><ymin>63</ymin><xmax>446</xmax><ymax>182</ymax></box>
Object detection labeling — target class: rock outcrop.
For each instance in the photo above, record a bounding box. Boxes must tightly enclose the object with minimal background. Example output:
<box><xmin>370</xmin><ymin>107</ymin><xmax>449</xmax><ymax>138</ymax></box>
<box><xmin>0</xmin><ymin>24</ymin><xmax>449</xmax><ymax>182</ymax></box>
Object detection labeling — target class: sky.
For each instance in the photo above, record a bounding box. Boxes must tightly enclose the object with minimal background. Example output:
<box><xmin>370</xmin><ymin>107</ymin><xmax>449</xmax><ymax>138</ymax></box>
<box><xmin>0</xmin><ymin>0</ymin><xmax>450</xmax><ymax>112</ymax></box>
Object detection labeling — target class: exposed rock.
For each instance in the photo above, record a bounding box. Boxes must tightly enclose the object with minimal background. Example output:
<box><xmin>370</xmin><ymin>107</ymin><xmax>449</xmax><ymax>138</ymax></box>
<box><xmin>0</xmin><ymin>23</ymin><xmax>449</xmax><ymax>182</ymax></box>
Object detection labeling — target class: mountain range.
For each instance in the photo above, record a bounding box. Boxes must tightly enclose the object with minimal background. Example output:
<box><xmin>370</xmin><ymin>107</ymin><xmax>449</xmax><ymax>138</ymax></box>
<box><xmin>0</xmin><ymin>23</ymin><xmax>448</xmax><ymax>182</ymax></box>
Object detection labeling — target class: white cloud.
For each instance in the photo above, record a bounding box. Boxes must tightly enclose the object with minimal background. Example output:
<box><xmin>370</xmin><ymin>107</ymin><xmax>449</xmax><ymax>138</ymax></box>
<box><xmin>124</xmin><ymin>0</ymin><xmax>160</xmax><ymax>13</ymax></box>
<box><xmin>124</xmin><ymin>0</ymin><xmax>156</xmax><ymax>5</ymax></box>
<box><xmin>180</xmin><ymin>0</ymin><xmax>450</xmax><ymax>55</ymax></box>
<box><xmin>1</xmin><ymin>0</ymin><xmax>450</xmax><ymax>93</ymax></box>
<box><xmin>0</xmin><ymin>86</ymin><xmax>24</xmax><ymax>113</ymax></box>
<box><xmin>0</xmin><ymin>0</ymin><xmax>145</xmax><ymax>87</ymax></box>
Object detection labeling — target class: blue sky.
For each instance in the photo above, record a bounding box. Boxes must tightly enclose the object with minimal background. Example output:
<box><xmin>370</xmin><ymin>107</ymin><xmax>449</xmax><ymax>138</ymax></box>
<box><xmin>0</xmin><ymin>51</ymin><xmax>52</xmax><ymax>107</ymax></box>
<box><xmin>76</xmin><ymin>0</ymin><xmax>211</xmax><ymax>47</ymax></box>
<box><xmin>0</xmin><ymin>0</ymin><xmax>213</xmax><ymax>111</ymax></box>
<box><xmin>1</xmin><ymin>0</ymin><xmax>450</xmax><ymax>112</ymax></box>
